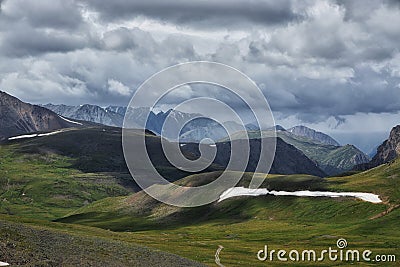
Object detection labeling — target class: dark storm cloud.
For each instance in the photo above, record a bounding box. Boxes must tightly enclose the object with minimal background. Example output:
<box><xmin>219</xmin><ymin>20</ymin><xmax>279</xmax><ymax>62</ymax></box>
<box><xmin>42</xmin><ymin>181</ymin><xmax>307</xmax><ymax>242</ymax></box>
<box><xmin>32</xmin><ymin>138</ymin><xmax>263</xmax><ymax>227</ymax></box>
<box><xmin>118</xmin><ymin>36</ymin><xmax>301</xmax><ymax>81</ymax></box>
<box><xmin>0</xmin><ymin>0</ymin><xmax>87</xmax><ymax>57</ymax></box>
<box><xmin>1</xmin><ymin>0</ymin><xmax>83</xmax><ymax>29</ymax></box>
<box><xmin>258</xmin><ymin>63</ymin><xmax>400</xmax><ymax>123</ymax></box>
<box><xmin>82</xmin><ymin>0</ymin><xmax>302</xmax><ymax>27</ymax></box>
<box><xmin>0</xmin><ymin>0</ymin><xmax>399</xmax><ymax>132</ymax></box>
<box><xmin>0</xmin><ymin>26</ymin><xmax>87</xmax><ymax>57</ymax></box>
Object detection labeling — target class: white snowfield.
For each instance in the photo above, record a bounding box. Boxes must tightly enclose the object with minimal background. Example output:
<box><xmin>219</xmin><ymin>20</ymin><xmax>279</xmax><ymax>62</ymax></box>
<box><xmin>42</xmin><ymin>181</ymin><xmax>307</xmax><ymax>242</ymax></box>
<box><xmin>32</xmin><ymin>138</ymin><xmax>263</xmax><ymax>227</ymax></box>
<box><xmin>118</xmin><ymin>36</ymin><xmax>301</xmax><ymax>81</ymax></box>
<box><xmin>8</xmin><ymin>130</ymin><xmax>64</xmax><ymax>140</ymax></box>
<box><xmin>219</xmin><ymin>187</ymin><xmax>382</xmax><ymax>204</ymax></box>
<box><xmin>59</xmin><ymin>116</ymin><xmax>83</xmax><ymax>125</ymax></box>
<box><xmin>0</xmin><ymin>261</ymin><xmax>10</xmax><ymax>266</ymax></box>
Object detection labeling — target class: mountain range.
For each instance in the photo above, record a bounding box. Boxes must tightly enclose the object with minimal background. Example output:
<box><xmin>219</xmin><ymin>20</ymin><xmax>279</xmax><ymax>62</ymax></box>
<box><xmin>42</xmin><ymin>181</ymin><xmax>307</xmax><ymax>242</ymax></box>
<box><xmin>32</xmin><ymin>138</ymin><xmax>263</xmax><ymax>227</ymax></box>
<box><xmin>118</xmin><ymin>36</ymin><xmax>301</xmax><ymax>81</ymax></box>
<box><xmin>44</xmin><ymin>103</ymin><xmax>245</xmax><ymax>142</ymax></box>
<box><xmin>1</xmin><ymin>92</ymin><xmax>369</xmax><ymax>175</ymax></box>
<box><xmin>222</xmin><ymin>127</ymin><xmax>369</xmax><ymax>175</ymax></box>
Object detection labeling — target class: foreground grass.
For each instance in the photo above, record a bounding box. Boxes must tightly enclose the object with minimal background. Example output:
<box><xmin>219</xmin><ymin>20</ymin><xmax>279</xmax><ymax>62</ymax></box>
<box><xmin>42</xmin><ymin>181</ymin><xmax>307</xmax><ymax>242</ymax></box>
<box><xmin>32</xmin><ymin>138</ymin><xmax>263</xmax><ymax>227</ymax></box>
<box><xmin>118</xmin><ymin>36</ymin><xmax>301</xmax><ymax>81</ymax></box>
<box><xmin>1</xmin><ymin>198</ymin><xmax>398</xmax><ymax>266</ymax></box>
<box><xmin>0</xmin><ymin>214</ymin><xmax>205</xmax><ymax>267</ymax></box>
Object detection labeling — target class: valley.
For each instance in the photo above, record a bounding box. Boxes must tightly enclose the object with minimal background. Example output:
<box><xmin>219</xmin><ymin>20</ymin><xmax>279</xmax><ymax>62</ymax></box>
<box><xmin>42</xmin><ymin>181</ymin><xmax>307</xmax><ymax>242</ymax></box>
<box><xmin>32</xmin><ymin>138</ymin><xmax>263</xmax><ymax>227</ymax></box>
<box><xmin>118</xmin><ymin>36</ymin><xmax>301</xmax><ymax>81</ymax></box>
<box><xmin>0</xmin><ymin>92</ymin><xmax>399</xmax><ymax>266</ymax></box>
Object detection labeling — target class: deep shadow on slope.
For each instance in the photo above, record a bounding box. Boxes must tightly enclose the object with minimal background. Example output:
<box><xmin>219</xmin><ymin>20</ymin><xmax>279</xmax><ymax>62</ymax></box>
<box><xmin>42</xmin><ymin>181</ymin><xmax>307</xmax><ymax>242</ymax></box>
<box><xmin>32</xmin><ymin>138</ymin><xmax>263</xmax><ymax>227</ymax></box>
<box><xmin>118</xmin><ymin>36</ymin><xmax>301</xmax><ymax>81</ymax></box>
<box><xmin>5</xmin><ymin>126</ymin><xmax>221</xmax><ymax>182</ymax></box>
<box><xmin>182</xmin><ymin>137</ymin><xmax>326</xmax><ymax>177</ymax></box>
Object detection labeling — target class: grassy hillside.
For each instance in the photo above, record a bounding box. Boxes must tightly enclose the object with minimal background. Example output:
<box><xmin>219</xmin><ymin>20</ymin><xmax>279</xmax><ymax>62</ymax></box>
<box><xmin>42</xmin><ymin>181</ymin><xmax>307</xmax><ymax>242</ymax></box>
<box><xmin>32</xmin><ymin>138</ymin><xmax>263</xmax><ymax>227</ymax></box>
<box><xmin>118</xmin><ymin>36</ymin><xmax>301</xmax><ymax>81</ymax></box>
<box><xmin>0</xmin><ymin>144</ymin><xmax>134</xmax><ymax>220</ymax></box>
<box><xmin>0</xmin><ymin>127</ymin><xmax>222</xmax><ymax>220</ymax></box>
<box><xmin>57</xmin><ymin>160</ymin><xmax>400</xmax><ymax>266</ymax></box>
<box><xmin>0</xmin><ymin>127</ymin><xmax>398</xmax><ymax>266</ymax></box>
<box><xmin>327</xmin><ymin>158</ymin><xmax>400</xmax><ymax>205</ymax></box>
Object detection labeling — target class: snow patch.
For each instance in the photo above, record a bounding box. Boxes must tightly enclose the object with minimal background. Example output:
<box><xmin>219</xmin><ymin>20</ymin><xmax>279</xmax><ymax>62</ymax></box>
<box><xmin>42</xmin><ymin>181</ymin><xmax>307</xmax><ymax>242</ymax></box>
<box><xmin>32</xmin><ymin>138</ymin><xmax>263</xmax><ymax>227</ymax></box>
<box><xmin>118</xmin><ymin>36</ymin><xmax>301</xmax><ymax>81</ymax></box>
<box><xmin>8</xmin><ymin>130</ymin><xmax>64</xmax><ymax>140</ymax></box>
<box><xmin>59</xmin><ymin>116</ymin><xmax>83</xmax><ymax>125</ymax></box>
<box><xmin>38</xmin><ymin>130</ymin><xmax>64</xmax><ymax>137</ymax></box>
<box><xmin>8</xmin><ymin>134</ymin><xmax>38</xmax><ymax>140</ymax></box>
<box><xmin>219</xmin><ymin>187</ymin><xmax>382</xmax><ymax>204</ymax></box>
<box><xmin>0</xmin><ymin>261</ymin><xmax>10</xmax><ymax>266</ymax></box>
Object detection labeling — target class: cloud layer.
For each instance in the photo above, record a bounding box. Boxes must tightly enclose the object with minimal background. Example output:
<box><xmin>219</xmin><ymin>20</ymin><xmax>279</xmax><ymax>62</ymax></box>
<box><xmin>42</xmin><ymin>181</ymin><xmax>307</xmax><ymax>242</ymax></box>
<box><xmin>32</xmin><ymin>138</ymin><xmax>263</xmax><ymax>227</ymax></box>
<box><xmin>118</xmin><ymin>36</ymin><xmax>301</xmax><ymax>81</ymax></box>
<box><xmin>0</xmin><ymin>0</ymin><xmax>399</xmax><ymax>140</ymax></box>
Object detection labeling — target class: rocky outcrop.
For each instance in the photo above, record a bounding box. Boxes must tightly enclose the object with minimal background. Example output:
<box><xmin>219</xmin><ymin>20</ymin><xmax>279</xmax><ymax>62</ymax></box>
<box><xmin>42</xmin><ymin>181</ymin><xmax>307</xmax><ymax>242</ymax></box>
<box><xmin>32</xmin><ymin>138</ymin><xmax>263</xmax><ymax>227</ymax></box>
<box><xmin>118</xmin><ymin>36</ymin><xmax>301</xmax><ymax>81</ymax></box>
<box><xmin>0</xmin><ymin>91</ymin><xmax>77</xmax><ymax>140</ymax></box>
<box><xmin>354</xmin><ymin>125</ymin><xmax>400</xmax><ymax>170</ymax></box>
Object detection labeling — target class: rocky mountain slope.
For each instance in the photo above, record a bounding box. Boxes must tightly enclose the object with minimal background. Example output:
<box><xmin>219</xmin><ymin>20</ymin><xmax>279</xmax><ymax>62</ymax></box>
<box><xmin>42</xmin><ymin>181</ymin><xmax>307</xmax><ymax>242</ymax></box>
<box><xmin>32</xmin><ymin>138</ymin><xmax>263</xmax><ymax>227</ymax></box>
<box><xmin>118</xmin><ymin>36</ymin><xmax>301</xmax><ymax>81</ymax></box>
<box><xmin>43</xmin><ymin>103</ymin><xmax>123</xmax><ymax>127</ymax></box>
<box><xmin>288</xmin><ymin>125</ymin><xmax>340</xmax><ymax>146</ymax></box>
<box><xmin>354</xmin><ymin>125</ymin><xmax>400</xmax><ymax>170</ymax></box>
<box><xmin>0</xmin><ymin>91</ymin><xmax>78</xmax><ymax>140</ymax></box>
<box><xmin>105</xmin><ymin>105</ymin><xmax>127</xmax><ymax>116</ymax></box>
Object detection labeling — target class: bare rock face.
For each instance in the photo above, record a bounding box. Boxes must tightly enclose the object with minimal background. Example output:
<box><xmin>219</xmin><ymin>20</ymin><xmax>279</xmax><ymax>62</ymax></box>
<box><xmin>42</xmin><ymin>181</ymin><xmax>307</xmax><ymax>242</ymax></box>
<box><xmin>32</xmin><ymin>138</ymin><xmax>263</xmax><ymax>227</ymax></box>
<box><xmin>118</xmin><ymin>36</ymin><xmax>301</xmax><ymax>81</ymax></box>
<box><xmin>288</xmin><ymin>125</ymin><xmax>340</xmax><ymax>146</ymax></box>
<box><xmin>371</xmin><ymin>125</ymin><xmax>400</xmax><ymax>164</ymax></box>
<box><xmin>44</xmin><ymin>103</ymin><xmax>124</xmax><ymax>127</ymax></box>
<box><xmin>354</xmin><ymin>125</ymin><xmax>400</xmax><ymax>170</ymax></box>
<box><xmin>0</xmin><ymin>91</ymin><xmax>76</xmax><ymax>140</ymax></box>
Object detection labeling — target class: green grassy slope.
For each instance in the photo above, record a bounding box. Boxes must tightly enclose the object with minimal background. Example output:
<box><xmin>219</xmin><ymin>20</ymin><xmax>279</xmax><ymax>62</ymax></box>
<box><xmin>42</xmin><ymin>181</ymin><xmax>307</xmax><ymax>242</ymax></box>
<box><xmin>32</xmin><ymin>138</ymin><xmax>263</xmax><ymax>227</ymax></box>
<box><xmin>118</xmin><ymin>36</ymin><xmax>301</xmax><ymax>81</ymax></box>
<box><xmin>0</xmin><ymin>127</ymin><xmax>221</xmax><ymax>220</ymax></box>
<box><xmin>56</xmin><ymin>159</ymin><xmax>400</xmax><ymax>266</ymax></box>
<box><xmin>0</xmin><ymin>144</ymin><xmax>133</xmax><ymax>220</ymax></box>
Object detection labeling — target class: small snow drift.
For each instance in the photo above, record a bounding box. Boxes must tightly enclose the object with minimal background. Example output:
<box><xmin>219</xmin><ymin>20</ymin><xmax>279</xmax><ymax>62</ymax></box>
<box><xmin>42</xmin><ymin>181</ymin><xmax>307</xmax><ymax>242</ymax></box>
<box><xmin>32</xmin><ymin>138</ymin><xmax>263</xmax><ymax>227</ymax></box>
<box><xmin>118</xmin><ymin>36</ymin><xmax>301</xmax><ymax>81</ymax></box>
<box><xmin>8</xmin><ymin>130</ymin><xmax>64</xmax><ymax>140</ymax></box>
<box><xmin>59</xmin><ymin>116</ymin><xmax>83</xmax><ymax>125</ymax></box>
<box><xmin>219</xmin><ymin>187</ymin><xmax>382</xmax><ymax>204</ymax></box>
<box><xmin>0</xmin><ymin>261</ymin><xmax>10</xmax><ymax>266</ymax></box>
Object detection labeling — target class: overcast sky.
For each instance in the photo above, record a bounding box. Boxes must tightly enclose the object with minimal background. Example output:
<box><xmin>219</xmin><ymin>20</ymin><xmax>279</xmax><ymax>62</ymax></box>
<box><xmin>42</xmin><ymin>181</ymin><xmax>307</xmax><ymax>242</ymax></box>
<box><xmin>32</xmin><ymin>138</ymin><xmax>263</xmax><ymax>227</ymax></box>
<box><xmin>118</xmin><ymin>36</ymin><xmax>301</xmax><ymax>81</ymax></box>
<box><xmin>0</xmin><ymin>0</ymin><xmax>399</xmax><ymax>152</ymax></box>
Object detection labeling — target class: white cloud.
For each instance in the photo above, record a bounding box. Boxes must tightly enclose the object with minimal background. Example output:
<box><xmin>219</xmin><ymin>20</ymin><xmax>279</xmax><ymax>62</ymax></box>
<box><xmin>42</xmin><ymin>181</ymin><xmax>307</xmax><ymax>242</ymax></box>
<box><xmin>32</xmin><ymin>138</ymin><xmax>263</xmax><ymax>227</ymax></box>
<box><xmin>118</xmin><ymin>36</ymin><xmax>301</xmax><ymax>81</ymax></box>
<box><xmin>107</xmin><ymin>79</ymin><xmax>131</xmax><ymax>96</ymax></box>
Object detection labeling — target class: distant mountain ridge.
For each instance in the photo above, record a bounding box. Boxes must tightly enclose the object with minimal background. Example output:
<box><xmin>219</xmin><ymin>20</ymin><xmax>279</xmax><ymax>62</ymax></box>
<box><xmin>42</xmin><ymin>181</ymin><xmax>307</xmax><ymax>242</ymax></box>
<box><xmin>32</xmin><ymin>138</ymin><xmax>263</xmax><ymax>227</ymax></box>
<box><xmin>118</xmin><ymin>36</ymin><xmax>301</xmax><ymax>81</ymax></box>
<box><xmin>43</xmin><ymin>103</ymin><xmax>123</xmax><ymax>127</ymax></box>
<box><xmin>225</xmin><ymin>128</ymin><xmax>369</xmax><ymax>175</ymax></box>
<box><xmin>288</xmin><ymin>125</ymin><xmax>340</xmax><ymax>146</ymax></box>
<box><xmin>44</xmin><ymin>104</ymin><xmax>245</xmax><ymax>142</ymax></box>
<box><xmin>0</xmin><ymin>91</ymin><xmax>79</xmax><ymax>140</ymax></box>
<box><xmin>39</xmin><ymin>102</ymin><xmax>368</xmax><ymax>175</ymax></box>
